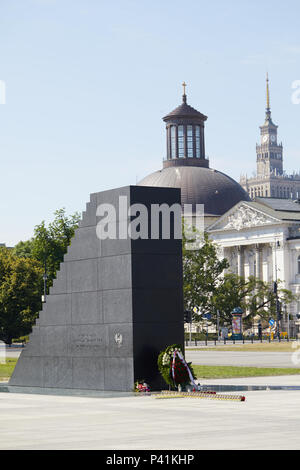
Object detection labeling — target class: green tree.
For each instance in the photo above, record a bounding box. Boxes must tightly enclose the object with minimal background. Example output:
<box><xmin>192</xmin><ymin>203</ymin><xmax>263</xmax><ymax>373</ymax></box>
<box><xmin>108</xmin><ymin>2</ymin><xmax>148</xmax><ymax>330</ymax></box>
<box><xmin>0</xmin><ymin>248</ymin><xmax>43</xmax><ymax>344</ymax></box>
<box><xmin>182</xmin><ymin>226</ymin><xmax>296</xmax><ymax>331</ymax></box>
<box><xmin>211</xmin><ymin>273</ymin><xmax>296</xmax><ymax>328</ymax></box>
<box><xmin>13</xmin><ymin>239</ymin><xmax>35</xmax><ymax>258</ymax></box>
<box><xmin>182</xmin><ymin>229</ymin><xmax>229</xmax><ymax>317</ymax></box>
<box><xmin>14</xmin><ymin>208</ymin><xmax>80</xmax><ymax>288</ymax></box>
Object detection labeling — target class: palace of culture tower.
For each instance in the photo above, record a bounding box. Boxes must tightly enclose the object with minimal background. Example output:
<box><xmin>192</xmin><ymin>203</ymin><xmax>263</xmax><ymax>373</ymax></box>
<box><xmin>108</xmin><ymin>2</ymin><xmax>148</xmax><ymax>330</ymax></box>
<box><xmin>240</xmin><ymin>75</ymin><xmax>300</xmax><ymax>199</ymax></box>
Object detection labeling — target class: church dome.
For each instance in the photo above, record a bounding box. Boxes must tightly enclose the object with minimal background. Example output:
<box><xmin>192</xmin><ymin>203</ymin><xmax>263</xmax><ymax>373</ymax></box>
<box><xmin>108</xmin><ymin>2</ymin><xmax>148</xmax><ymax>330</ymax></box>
<box><xmin>139</xmin><ymin>166</ymin><xmax>249</xmax><ymax>216</ymax></box>
<box><xmin>138</xmin><ymin>83</ymin><xmax>250</xmax><ymax>216</ymax></box>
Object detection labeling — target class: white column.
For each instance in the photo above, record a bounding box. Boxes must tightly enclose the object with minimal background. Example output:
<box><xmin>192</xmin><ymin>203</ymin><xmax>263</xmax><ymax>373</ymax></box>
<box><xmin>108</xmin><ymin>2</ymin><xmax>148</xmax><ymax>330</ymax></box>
<box><xmin>237</xmin><ymin>246</ymin><xmax>244</xmax><ymax>277</ymax></box>
<box><xmin>255</xmin><ymin>244</ymin><xmax>261</xmax><ymax>279</ymax></box>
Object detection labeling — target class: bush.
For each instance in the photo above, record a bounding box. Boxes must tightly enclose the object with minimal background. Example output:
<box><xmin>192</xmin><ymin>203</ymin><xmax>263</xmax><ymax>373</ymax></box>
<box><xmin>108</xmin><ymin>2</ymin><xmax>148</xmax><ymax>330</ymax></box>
<box><xmin>184</xmin><ymin>332</ymin><xmax>217</xmax><ymax>341</ymax></box>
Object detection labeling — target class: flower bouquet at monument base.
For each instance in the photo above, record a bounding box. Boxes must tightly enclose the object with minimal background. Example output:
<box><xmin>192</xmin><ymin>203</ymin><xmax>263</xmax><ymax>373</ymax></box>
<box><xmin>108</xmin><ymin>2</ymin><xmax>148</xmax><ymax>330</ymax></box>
<box><xmin>134</xmin><ymin>380</ymin><xmax>150</xmax><ymax>394</ymax></box>
<box><xmin>157</xmin><ymin>344</ymin><xmax>197</xmax><ymax>390</ymax></box>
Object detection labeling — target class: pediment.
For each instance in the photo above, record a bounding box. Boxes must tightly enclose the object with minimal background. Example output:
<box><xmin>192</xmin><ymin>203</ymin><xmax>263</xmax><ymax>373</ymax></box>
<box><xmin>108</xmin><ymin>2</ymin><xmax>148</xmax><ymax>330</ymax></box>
<box><xmin>208</xmin><ymin>203</ymin><xmax>280</xmax><ymax>232</ymax></box>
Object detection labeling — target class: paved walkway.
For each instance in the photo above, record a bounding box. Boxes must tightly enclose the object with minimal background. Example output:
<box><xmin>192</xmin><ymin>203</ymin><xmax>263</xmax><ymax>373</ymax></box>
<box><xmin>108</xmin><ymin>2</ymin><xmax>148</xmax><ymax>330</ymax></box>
<box><xmin>198</xmin><ymin>375</ymin><xmax>300</xmax><ymax>386</ymax></box>
<box><xmin>0</xmin><ymin>379</ymin><xmax>300</xmax><ymax>450</ymax></box>
<box><xmin>0</xmin><ymin>346</ymin><xmax>23</xmax><ymax>359</ymax></box>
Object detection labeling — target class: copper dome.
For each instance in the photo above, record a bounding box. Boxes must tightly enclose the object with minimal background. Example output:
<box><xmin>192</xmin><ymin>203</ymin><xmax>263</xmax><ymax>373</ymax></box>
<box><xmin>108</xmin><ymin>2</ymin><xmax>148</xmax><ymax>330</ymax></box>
<box><xmin>138</xmin><ymin>165</ymin><xmax>250</xmax><ymax>216</ymax></box>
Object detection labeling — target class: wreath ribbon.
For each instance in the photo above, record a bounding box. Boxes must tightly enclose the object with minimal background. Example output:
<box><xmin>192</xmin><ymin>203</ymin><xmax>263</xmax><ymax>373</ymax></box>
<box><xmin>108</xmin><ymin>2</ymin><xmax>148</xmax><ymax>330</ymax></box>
<box><xmin>171</xmin><ymin>350</ymin><xmax>198</xmax><ymax>389</ymax></box>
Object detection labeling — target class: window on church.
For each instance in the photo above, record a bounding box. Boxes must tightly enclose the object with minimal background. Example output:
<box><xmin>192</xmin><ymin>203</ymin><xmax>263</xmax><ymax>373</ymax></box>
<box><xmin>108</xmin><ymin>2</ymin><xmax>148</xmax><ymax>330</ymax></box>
<box><xmin>195</xmin><ymin>126</ymin><xmax>201</xmax><ymax>158</ymax></box>
<box><xmin>298</xmin><ymin>255</ymin><xmax>300</xmax><ymax>275</ymax></box>
<box><xmin>171</xmin><ymin>126</ymin><xmax>176</xmax><ymax>159</ymax></box>
<box><xmin>187</xmin><ymin>125</ymin><xmax>193</xmax><ymax>158</ymax></box>
<box><xmin>178</xmin><ymin>125</ymin><xmax>184</xmax><ymax>158</ymax></box>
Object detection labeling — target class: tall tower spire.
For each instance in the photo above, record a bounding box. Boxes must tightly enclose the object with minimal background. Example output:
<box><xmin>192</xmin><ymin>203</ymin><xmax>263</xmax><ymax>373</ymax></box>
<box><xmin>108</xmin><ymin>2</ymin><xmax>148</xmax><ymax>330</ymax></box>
<box><xmin>266</xmin><ymin>73</ymin><xmax>270</xmax><ymax>110</ymax></box>
<box><xmin>256</xmin><ymin>73</ymin><xmax>282</xmax><ymax>179</ymax></box>
<box><xmin>265</xmin><ymin>73</ymin><xmax>272</xmax><ymax>122</ymax></box>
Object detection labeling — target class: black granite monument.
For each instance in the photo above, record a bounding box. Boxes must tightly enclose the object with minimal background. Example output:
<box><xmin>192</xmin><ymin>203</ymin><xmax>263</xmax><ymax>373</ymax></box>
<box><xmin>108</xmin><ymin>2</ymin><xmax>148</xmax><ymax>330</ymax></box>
<box><xmin>10</xmin><ymin>185</ymin><xmax>184</xmax><ymax>391</ymax></box>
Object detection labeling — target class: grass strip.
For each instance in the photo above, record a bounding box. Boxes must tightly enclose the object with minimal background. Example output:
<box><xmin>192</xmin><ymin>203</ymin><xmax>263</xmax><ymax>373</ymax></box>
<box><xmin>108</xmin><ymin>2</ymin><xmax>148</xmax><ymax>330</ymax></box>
<box><xmin>0</xmin><ymin>358</ymin><xmax>18</xmax><ymax>379</ymax></box>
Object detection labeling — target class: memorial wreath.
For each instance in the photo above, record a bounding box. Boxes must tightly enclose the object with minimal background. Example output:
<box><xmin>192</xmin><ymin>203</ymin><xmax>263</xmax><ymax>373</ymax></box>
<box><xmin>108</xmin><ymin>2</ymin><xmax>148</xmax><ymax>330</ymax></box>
<box><xmin>158</xmin><ymin>344</ymin><xmax>197</xmax><ymax>389</ymax></box>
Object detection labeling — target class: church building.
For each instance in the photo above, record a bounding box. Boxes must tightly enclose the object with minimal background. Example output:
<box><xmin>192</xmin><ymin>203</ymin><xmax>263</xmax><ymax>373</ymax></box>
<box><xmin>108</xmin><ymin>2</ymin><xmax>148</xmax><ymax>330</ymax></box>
<box><xmin>138</xmin><ymin>82</ymin><xmax>300</xmax><ymax>333</ymax></box>
<box><xmin>207</xmin><ymin>197</ymin><xmax>300</xmax><ymax>334</ymax></box>
<box><xmin>139</xmin><ymin>84</ymin><xmax>249</xmax><ymax>226</ymax></box>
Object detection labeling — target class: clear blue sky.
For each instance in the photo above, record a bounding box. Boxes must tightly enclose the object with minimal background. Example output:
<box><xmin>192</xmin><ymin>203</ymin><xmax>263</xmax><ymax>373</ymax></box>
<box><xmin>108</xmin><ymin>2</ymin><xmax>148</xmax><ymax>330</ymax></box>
<box><xmin>1</xmin><ymin>0</ymin><xmax>300</xmax><ymax>246</ymax></box>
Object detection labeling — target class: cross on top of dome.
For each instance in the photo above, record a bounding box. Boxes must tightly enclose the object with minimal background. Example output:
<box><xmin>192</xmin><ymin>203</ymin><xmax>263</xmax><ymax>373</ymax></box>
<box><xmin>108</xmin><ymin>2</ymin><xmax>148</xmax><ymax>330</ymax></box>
<box><xmin>163</xmin><ymin>83</ymin><xmax>207</xmax><ymax>121</ymax></box>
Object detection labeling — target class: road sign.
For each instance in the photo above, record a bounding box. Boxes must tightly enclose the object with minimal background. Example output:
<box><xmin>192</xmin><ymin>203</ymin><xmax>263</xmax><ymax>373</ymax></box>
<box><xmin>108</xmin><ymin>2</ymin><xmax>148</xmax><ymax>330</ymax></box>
<box><xmin>269</xmin><ymin>318</ymin><xmax>275</xmax><ymax>327</ymax></box>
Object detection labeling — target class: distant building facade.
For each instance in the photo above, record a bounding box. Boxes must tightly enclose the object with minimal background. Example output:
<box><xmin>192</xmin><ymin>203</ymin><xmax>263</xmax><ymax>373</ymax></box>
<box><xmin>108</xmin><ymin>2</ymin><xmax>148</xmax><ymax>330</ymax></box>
<box><xmin>207</xmin><ymin>197</ymin><xmax>300</xmax><ymax>335</ymax></box>
<box><xmin>240</xmin><ymin>75</ymin><xmax>300</xmax><ymax>200</ymax></box>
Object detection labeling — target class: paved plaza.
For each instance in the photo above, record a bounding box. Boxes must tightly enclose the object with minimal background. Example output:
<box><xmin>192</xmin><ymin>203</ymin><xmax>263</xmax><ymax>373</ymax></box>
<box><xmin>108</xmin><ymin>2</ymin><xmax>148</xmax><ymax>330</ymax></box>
<box><xmin>0</xmin><ymin>378</ymin><xmax>300</xmax><ymax>450</ymax></box>
<box><xmin>2</xmin><ymin>347</ymin><xmax>300</xmax><ymax>450</ymax></box>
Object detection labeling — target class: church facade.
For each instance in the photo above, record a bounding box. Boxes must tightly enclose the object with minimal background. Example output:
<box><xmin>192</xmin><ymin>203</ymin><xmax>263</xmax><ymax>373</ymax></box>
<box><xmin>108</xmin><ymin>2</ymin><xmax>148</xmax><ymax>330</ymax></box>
<box><xmin>207</xmin><ymin>197</ymin><xmax>300</xmax><ymax>333</ymax></box>
<box><xmin>240</xmin><ymin>75</ymin><xmax>300</xmax><ymax>200</ymax></box>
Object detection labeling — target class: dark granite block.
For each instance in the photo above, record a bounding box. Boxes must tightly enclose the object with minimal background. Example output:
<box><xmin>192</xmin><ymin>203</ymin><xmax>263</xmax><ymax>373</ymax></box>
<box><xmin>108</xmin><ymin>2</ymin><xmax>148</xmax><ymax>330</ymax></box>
<box><xmin>103</xmin><ymin>289</ymin><xmax>132</xmax><ymax>324</ymax></box>
<box><xmin>73</xmin><ymin>357</ymin><xmax>105</xmax><ymax>390</ymax></box>
<box><xmin>43</xmin><ymin>357</ymin><xmax>73</xmax><ymax>388</ymax></box>
<box><xmin>10</xmin><ymin>185</ymin><xmax>183</xmax><ymax>392</ymax></box>
<box><xmin>9</xmin><ymin>357</ymin><xmax>43</xmax><ymax>387</ymax></box>
<box><xmin>39</xmin><ymin>294</ymin><xmax>72</xmax><ymax>326</ymax></box>
<box><xmin>71</xmin><ymin>291</ymin><xmax>102</xmax><ymax>325</ymax></box>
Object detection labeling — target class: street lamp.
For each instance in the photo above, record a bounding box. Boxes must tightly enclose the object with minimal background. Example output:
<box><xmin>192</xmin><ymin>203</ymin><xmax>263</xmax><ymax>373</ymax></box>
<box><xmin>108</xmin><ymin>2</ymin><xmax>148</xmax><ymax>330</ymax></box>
<box><xmin>273</xmin><ymin>240</ymin><xmax>281</xmax><ymax>341</ymax></box>
<box><xmin>42</xmin><ymin>258</ymin><xmax>48</xmax><ymax>303</ymax></box>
